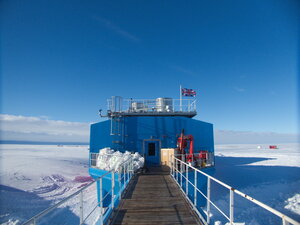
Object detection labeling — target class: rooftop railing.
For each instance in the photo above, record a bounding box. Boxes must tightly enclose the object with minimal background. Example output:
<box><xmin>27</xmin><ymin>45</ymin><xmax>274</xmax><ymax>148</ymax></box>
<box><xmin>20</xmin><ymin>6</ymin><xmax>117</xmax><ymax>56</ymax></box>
<box><xmin>107</xmin><ymin>97</ymin><xmax>197</xmax><ymax>114</ymax></box>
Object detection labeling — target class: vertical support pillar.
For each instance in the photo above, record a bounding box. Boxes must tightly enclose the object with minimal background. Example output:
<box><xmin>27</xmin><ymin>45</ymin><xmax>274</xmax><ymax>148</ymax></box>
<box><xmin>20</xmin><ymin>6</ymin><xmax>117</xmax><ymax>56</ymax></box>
<box><xmin>118</xmin><ymin>171</ymin><xmax>121</xmax><ymax>200</ymax></box>
<box><xmin>170</xmin><ymin>155</ymin><xmax>173</xmax><ymax>176</ymax></box>
<box><xmin>123</xmin><ymin>163</ymin><xmax>126</xmax><ymax>185</ymax></box>
<box><xmin>124</xmin><ymin>163</ymin><xmax>126</xmax><ymax>185</ymax></box>
<box><xmin>207</xmin><ymin>177</ymin><xmax>211</xmax><ymax>224</ymax></box>
<box><xmin>172</xmin><ymin>158</ymin><xmax>174</xmax><ymax>177</ymax></box>
<box><xmin>126</xmin><ymin>162</ymin><xmax>128</xmax><ymax>183</ymax></box>
<box><xmin>126</xmin><ymin>162</ymin><xmax>128</xmax><ymax>181</ymax></box>
<box><xmin>230</xmin><ymin>189</ymin><xmax>234</xmax><ymax>224</ymax></box>
<box><xmin>129</xmin><ymin>160</ymin><xmax>132</xmax><ymax>179</ymax></box>
<box><xmin>80</xmin><ymin>191</ymin><xmax>83</xmax><ymax>224</ymax></box>
<box><xmin>99</xmin><ymin>178</ymin><xmax>103</xmax><ymax>225</ymax></box>
<box><xmin>194</xmin><ymin>170</ymin><xmax>197</xmax><ymax>207</ymax></box>
<box><xmin>112</xmin><ymin>172</ymin><xmax>115</xmax><ymax>209</ymax></box>
<box><xmin>175</xmin><ymin>158</ymin><xmax>177</xmax><ymax>180</ymax></box>
<box><xmin>186</xmin><ymin>164</ymin><xmax>188</xmax><ymax>195</ymax></box>
<box><xmin>180</xmin><ymin>161</ymin><xmax>183</xmax><ymax>187</ymax></box>
<box><xmin>130</xmin><ymin>161</ymin><xmax>132</xmax><ymax>178</ymax></box>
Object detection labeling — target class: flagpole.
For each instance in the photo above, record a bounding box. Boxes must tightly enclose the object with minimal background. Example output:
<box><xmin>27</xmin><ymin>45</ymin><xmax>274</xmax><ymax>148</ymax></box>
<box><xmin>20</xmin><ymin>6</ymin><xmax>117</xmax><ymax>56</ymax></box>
<box><xmin>180</xmin><ymin>85</ymin><xmax>182</xmax><ymax>111</ymax></box>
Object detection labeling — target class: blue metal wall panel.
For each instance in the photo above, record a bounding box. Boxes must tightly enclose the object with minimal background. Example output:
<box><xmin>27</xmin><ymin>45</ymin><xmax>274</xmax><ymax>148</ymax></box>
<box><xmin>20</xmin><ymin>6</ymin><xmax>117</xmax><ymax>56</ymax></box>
<box><xmin>89</xmin><ymin>116</ymin><xmax>214</xmax><ymax>155</ymax></box>
<box><xmin>90</xmin><ymin>120</ymin><xmax>113</xmax><ymax>153</ymax></box>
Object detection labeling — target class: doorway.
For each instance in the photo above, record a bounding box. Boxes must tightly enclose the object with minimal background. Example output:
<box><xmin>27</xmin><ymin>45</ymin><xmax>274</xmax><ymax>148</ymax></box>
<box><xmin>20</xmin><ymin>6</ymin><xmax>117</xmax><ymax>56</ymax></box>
<box><xmin>143</xmin><ymin>139</ymin><xmax>161</xmax><ymax>166</ymax></box>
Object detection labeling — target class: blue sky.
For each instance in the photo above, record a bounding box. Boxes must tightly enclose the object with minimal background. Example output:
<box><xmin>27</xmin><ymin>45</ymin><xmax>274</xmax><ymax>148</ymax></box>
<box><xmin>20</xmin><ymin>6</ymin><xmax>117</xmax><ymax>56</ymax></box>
<box><xmin>1</xmin><ymin>0</ymin><xmax>299</xmax><ymax>143</ymax></box>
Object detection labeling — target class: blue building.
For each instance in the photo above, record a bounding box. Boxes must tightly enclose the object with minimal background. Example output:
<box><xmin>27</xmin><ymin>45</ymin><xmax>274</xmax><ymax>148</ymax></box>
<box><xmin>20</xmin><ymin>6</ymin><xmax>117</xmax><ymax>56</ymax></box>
<box><xmin>89</xmin><ymin>96</ymin><xmax>214</xmax><ymax>166</ymax></box>
<box><xmin>88</xmin><ymin>96</ymin><xmax>215</xmax><ymax>219</ymax></box>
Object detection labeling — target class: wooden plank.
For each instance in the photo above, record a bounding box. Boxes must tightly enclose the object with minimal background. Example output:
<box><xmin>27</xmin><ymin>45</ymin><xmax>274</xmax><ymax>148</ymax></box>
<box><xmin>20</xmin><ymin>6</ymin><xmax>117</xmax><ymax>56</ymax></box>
<box><xmin>110</xmin><ymin>166</ymin><xmax>201</xmax><ymax>225</ymax></box>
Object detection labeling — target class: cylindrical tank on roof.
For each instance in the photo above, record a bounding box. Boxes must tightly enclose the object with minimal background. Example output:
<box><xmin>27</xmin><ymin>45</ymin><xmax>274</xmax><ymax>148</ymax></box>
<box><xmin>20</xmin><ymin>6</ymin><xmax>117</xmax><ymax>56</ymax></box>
<box><xmin>156</xmin><ymin>98</ymin><xmax>173</xmax><ymax>112</ymax></box>
<box><xmin>131</xmin><ymin>102</ymin><xmax>147</xmax><ymax>112</ymax></box>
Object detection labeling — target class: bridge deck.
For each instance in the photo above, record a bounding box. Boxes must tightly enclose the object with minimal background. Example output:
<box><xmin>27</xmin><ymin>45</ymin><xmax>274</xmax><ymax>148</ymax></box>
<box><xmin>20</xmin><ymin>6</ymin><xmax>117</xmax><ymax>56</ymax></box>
<box><xmin>109</xmin><ymin>166</ymin><xmax>201</xmax><ymax>225</ymax></box>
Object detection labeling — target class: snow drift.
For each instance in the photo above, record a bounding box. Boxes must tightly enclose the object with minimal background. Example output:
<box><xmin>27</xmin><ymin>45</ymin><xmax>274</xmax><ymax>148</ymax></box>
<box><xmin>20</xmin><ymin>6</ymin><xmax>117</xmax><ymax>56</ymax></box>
<box><xmin>95</xmin><ymin>147</ymin><xmax>144</xmax><ymax>172</ymax></box>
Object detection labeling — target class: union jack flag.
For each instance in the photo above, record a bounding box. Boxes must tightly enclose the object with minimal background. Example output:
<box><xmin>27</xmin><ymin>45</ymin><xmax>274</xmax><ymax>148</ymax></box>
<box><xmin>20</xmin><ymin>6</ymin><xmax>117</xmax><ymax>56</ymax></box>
<box><xmin>181</xmin><ymin>88</ymin><xmax>196</xmax><ymax>97</ymax></box>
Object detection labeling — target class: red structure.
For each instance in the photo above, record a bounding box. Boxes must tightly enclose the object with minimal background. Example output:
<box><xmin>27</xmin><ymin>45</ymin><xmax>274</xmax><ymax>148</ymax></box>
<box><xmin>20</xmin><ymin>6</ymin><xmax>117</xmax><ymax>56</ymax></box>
<box><xmin>177</xmin><ymin>129</ymin><xmax>194</xmax><ymax>162</ymax></box>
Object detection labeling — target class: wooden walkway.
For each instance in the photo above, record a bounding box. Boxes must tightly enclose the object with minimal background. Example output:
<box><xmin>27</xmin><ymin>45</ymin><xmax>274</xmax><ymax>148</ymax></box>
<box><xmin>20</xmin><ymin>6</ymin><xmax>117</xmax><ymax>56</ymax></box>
<box><xmin>109</xmin><ymin>166</ymin><xmax>201</xmax><ymax>225</ymax></box>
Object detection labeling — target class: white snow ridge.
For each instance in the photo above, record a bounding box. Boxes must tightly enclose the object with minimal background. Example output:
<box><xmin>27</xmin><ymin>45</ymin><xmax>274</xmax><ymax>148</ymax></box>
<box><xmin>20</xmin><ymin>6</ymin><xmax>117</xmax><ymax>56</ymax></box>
<box><xmin>285</xmin><ymin>194</ymin><xmax>300</xmax><ymax>215</ymax></box>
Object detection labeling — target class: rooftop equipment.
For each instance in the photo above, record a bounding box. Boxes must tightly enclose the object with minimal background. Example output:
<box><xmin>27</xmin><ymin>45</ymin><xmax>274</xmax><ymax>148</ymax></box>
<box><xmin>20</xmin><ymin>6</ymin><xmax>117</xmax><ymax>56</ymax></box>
<box><xmin>156</xmin><ymin>97</ymin><xmax>173</xmax><ymax>112</ymax></box>
<box><xmin>131</xmin><ymin>102</ymin><xmax>148</xmax><ymax>112</ymax></box>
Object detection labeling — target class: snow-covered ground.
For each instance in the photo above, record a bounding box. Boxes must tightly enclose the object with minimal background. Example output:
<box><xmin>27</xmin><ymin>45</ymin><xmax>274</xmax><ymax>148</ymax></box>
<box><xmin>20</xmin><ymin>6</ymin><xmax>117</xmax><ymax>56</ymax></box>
<box><xmin>212</xmin><ymin>143</ymin><xmax>300</xmax><ymax>224</ymax></box>
<box><xmin>0</xmin><ymin>143</ymin><xmax>299</xmax><ymax>224</ymax></box>
<box><xmin>0</xmin><ymin>144</ymin><xmax>91</xmax><ymax>225</ymax></box>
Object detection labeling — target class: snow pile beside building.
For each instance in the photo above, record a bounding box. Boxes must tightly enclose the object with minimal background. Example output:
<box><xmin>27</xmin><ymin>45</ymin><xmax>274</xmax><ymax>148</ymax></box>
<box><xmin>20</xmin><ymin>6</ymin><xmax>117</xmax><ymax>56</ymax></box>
<box><xmin>285</xmin><ymin>193</ymin><xmax>300</xmax><ymax>215</ymax></box>
<box><xmin>96</xmin><ymin>147</ymin><xmax>144</xmax><ymax>172</ymax></box>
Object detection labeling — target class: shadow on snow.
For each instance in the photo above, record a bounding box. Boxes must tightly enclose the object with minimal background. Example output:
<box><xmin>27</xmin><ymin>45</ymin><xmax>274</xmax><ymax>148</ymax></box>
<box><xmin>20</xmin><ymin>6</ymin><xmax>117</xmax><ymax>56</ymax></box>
<box><xmin>207</xmin><ymin>156</ymin><xmax>300</xmax><ymax>224</ymax></box>
<box><xmin>0</xmin><ymin>185</ymin><xmax>81</xmax><ymax>225</ymax></box>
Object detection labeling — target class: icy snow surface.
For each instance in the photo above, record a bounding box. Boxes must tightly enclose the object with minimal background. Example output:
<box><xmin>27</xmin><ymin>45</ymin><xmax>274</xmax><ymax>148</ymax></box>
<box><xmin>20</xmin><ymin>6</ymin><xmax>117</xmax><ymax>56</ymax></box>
<box><xmin>95</xmin><ymin>147</ymin><xmax>144</xmax><ymax>172</ymax></box>
<box><xmin>0</xmin><ymin>144</ymin><xmax>93</xmax><ymax>225</ymax></box>
<box><xmin>0</xmin><ymin>143</ymin><xmax>299</xmax><ymax>224</ymax></box>
<box><xmin>212</xmin><ymin>143</ymin><xmax>300</xmax><ymax>224</ymax></box>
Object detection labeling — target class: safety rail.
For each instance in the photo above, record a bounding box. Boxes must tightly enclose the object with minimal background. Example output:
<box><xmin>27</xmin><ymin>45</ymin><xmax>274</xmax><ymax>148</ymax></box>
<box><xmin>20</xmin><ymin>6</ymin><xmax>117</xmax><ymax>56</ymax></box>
<box><xmin>23</xmin><ymin>157</ymin><xmax>135</xmax><ymax>225</ymax></box>
<box><xmin>107</xmin><ymin>97</ymin><xmax>197</xmax><ymax>113</ymax></box>
<box><xmin>170</xmin><ymin>155</ymin><xmax>300</xmax><ymax>225</ymax></box>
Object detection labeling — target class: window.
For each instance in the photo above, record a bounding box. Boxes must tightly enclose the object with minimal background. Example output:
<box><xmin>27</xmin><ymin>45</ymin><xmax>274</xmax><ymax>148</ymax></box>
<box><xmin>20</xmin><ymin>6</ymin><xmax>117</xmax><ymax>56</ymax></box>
<box><xmin>148</xmin><ymin>143</ymin><xmax>156</xmax><ymax>156</ymax></box>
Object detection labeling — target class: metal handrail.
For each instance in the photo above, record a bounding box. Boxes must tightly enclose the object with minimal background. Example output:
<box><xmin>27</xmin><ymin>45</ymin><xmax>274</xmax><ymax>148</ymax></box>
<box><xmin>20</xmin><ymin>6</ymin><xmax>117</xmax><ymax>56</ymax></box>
<box><xmin>107</xmin><ymin>98</ymin><xmax>197</xmax><ymax>113</ymax></box>
<box><xmin>22</xmin><ymin>157</ymin><xmax>135</xmax><ymax>225</ymax></box>
<box><xmin>170</xmin><ymin>155</ymin><xmax>300</xmax><ymax>225</ymax></box>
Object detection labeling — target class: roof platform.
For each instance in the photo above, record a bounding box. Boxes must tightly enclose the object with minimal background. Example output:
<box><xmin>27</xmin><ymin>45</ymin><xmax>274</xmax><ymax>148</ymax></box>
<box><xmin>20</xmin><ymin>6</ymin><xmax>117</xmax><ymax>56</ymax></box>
<box><xmin>109</xmin><ymin>166</ymin><xmax>202</xmax><ymax>225</ymax></box>
<box><xmin>108</xmin><ymin>111</ymin><xmax>197</xmax><ymax>118</ymax></box>
<box><xmin>103</xmin><ymin>96</ymin><xmax>197</xmax><ymax>118</ymax></box>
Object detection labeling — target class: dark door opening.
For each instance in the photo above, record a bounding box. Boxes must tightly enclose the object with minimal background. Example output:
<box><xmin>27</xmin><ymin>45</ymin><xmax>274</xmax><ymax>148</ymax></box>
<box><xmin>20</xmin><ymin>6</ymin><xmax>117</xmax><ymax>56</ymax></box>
<box><xmin>148</xmin><ymin>143</ymin><xmax>156</xmax><ymax>156</ymax></box>
<box><xmin>144</xmin><ymin>140</ymin><xmax>160</xmax><ymax>165</ymax></box>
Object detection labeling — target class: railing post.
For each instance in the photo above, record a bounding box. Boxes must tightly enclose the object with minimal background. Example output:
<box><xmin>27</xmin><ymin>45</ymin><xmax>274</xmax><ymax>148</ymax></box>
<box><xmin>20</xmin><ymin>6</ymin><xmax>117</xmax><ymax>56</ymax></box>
<box><xmin>33</xmin><ymin>218</ymin><xmax>36</xmax><ymax>225</ymax></box>
<box><xmin>126</xmin><ymin>162</ymin><xmax>128</xmax><ymax>183</ymax></box>
<box><xmin>176</xmin><ymin>158</ymin><xmax>178</xmax><ymax>180</ymax></box>
<box><xmin>132</xmin><ymin>159</ymin><xmax>134</xmax><ymax>177</ymax></box>
<box><xmin>186</xmin><ymin>164</ymin><xmax>188</xmax><ymax>195</ymax></box>
<box><xmin>125</xmin><ymin>163</ymin><xmax>129</xmax><ymax>183</ymax></box>
<box><xmin>130</xmin><ymin>159</ymin><xmax>132</xmax><ymax>179</ymax></box>
<box><xmin>131</xmin><ymin>159</ymin><xmax>133</xmax><ymax>178</ymax></box>
<box><xmin>282</xmin><ymin>218</ymin><xmax>288</xmax><ymax>225</ymax></box>
<box><xmin>194</xmin><ymin>170</ymin><xmax>197</xmax><ymax>207</ymax></box>
<box><xmin>173</xmin><ymin>157</ymin><xmax>176</xmax><ymax>179</ymax></box>
<box><xmin>180</xmin><ymin>161</ymin><xmax>183</xmax><ymax>187</ymax></box>
<box><xmin>128</xmin><ymin>160</ymin><xmax>131</xmax><ymax>179</ymax></box>
<box><xmin>118</xmin><ymin>170</ymin><xmax>121</xmax><ymax>200</ymax></box>
<box><xmin>112</xmin><ymin>172</ymin><xmax>115</xmax><ymax>209</ymax></box>
<box><xmin>99</xmin><ymin>178</ymin><xmax>103</xmax><ymax>225</ymax></box>
<box><xmin>128</xmin><ymin>161</ymin><xmax>130</xmax><ymax>181</ymax></box>
<box><xmin>124</xmin><ymin>163</ymin><xmax>127</xmax><ymax>184</ymax></box>
<box><xmin>123</xmin><ymin>162</ymin><xmax>126</xmax><ymax>186</ymax></box>
<box><xmin>173</xmin><ymin>157</ymin><xmax>175</xmax><ymax>177</ymax></box>
<box><xmin>79</xmin><ymin>191</ymin><xmax>83</xmax><ymax>224</ymax></box>
<box><xmin>230</xmin><ymin>189</ymin><xmax>234</xmax><ymax>224</ymax></box>
<box><xmin>207</xmin><ymin>177</ymin><xmax>211</xmax><ymax>224</ymax></box>
<box><xmin>170</xmin><ymin>155</ymin><xmax>173</xmax><ymax>176</ymax></box>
